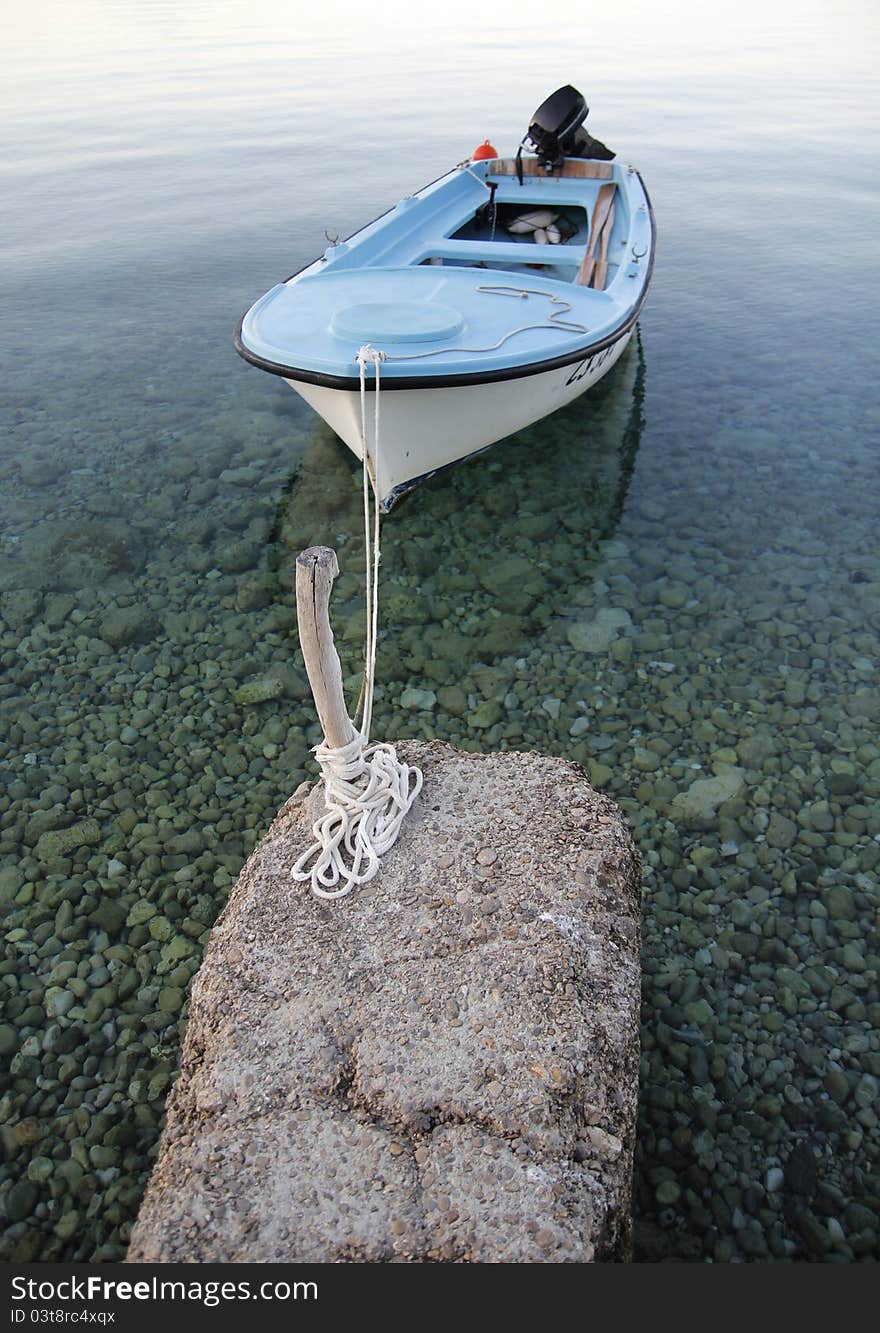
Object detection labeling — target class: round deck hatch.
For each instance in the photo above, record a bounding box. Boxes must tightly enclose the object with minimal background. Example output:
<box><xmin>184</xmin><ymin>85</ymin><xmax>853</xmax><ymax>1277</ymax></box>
<box><xmin>329</xmin><ymin>300</ymin><xmax>464</xmax><ymax>345</ymax></box>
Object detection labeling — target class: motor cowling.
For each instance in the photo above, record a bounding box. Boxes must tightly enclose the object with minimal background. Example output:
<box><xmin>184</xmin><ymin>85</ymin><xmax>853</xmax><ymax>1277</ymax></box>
<box><xmin>524</xmin><ymin>85</ymin><xmax>614</xmax><ymax>170</ymax></box>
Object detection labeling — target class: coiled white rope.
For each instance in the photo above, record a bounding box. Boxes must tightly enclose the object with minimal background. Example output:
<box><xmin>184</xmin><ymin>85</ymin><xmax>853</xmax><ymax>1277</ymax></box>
<box><xmin>291</xmin><ymin>346</ymin><xmax>422</xmax><ymax>900</ymax></box>
<box><xmin>291</xmin><ymin>734</ymin><xmax>421</xmax><ymax>898</ymax></box>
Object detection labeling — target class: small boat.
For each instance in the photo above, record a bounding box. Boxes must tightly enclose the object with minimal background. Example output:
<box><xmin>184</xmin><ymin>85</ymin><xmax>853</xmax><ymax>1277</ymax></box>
<box><xmin>235</xmin><ymin>85</ymin><xmax>655</xmax><ymax>511</ymax></box>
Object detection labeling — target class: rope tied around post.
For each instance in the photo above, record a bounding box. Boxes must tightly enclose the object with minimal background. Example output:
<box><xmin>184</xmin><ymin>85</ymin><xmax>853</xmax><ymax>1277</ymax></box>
<box><xmin>291</xmin><ymin>348</ymin><xmax>422</xmax><ymax>899</ymax></box>
<box><xmin>292</xmin><ymin>733</ymin><xmax>422</xmax><ymax>899</ymax></box>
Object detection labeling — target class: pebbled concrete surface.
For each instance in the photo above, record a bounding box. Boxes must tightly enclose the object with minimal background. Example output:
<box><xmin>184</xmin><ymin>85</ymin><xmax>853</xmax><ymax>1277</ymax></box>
<box><xmin>127</xmin><ymin>742</ymin><xmax>641</xmax><ymax>1263</ymax></box>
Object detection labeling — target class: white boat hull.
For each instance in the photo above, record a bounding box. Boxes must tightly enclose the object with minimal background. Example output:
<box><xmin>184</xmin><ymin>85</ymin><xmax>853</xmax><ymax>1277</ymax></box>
<box><xmin>288</xmin><ymin>329</ymin><xmax>632</xmax><ymax>510</ymax></box>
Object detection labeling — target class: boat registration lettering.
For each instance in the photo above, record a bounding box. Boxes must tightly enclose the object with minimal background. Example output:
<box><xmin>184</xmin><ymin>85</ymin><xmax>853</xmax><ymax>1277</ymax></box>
<box><xmin>565</xmin><ymin>344</ymin><xmax>615</xmax><ymax>386</ymax></box>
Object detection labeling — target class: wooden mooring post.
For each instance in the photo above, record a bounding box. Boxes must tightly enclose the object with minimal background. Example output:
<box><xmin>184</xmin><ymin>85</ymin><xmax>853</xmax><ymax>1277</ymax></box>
<box><xmin>294</xmin><ymin>546</ymin><xmax>358</xmax><ymax>751</ymax></box>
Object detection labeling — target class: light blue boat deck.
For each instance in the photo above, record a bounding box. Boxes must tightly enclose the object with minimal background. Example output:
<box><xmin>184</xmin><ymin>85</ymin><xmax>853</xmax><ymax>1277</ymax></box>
<box><xmin>239</xmin><ymin>160</ymin><xmax>653</xmax><ymax>379</ymax></box>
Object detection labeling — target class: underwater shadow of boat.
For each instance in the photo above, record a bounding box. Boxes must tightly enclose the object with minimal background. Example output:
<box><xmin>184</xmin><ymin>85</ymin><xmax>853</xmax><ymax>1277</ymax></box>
<box><xmin>266</xmin><ymin>330</ymin><xmax>646</xmax><ymax>687</ymax></box>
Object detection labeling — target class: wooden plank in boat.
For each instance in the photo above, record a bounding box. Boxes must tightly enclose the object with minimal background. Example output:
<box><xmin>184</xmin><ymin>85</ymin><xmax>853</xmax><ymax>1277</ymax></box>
<box><xmin>592</xmin><ymin>200</ymin><xmax>616</xmax><ymax>290</ymax></box>
<box><xmin>577</xmin><ymin>182</ymin><xmax>617</xmax><ymax>287</ymax></box>
<box><xmin>484</xmin><ymin>157</ymin><xmax>614</xmax><ymax>180</ymax></box>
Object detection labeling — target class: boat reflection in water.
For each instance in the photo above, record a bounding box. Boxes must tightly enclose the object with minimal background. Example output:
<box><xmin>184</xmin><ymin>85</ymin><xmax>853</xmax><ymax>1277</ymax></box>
<box><xmin>266</xmin><ymin>330</ymin><xmax>647</xmax><ymax>715</ymax></box>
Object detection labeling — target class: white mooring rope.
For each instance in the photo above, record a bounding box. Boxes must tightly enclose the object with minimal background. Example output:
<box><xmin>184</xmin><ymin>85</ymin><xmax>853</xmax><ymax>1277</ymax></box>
<box><xmin>291</xmin><ymin>345</ymin><xmax>422</xmax><ymax>900</ymax></box>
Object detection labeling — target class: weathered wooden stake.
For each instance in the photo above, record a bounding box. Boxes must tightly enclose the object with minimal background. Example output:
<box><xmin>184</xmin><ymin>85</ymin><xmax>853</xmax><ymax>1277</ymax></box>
<box><xmin>295</xmin><ymin>546</ymin><xmax>358</xmax><ymax>750</ymax></box>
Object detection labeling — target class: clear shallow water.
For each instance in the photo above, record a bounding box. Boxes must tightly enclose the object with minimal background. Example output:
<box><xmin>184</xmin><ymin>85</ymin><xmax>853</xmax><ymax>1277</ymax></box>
<box><xmin>1</xmin><ymin>0</ymin><xmax>879</xmax><ymax>1261</ymax></box>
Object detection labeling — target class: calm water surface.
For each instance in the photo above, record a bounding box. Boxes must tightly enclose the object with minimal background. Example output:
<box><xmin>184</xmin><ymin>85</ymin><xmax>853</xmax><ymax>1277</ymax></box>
<box><xmin>1</xmin><ymin>0</ymin><xmax>878</xmax><ymax>1261</ymax></box>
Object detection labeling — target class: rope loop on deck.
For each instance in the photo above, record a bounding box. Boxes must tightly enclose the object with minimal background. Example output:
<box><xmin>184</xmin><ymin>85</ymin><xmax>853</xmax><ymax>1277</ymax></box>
<box><xmin>377</xmin><ymin>287</ymin><xmax>589</xmax><ymax>362</ymax></box>
<box><xmin>291</xmin><ymin>345</ymin><xmax>422</xmax><ymax>899</ymax></box>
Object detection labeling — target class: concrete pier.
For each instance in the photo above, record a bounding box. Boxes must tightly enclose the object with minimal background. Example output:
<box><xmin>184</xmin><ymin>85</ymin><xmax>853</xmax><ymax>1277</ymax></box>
<box><xmin>127</xmin><ymin>742</ymin><xmax>641</xmax><ymax>1263</ymax></box>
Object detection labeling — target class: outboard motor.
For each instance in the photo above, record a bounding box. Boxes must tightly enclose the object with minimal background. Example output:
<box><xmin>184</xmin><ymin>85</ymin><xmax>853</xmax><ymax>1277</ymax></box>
<box><xmin>517</xmin><ymin>85</ymin><xmax>614</xmax><ymax>179</ymax></box>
